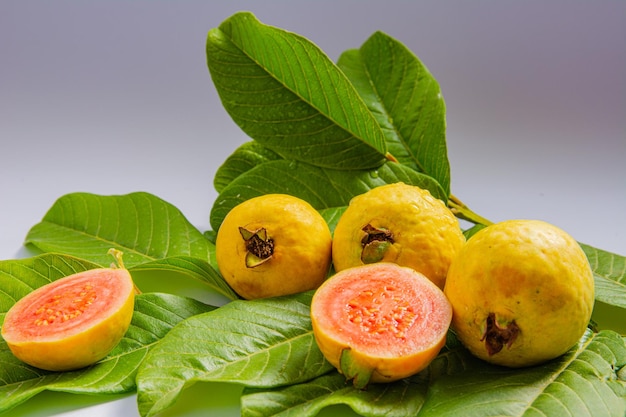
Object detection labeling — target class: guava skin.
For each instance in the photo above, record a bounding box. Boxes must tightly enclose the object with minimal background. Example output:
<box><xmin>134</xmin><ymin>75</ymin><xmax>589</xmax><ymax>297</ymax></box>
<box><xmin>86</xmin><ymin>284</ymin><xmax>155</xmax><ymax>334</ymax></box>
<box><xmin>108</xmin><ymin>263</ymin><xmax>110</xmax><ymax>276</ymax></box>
<box><xmin>444</xmin><ymin>219</ymin><xmax>595</xmax><ymax>368</ymax></box>
<box><xmin>215</xmin><ymin>194</ymin><xmax>332</xmax><ymax>300</ymax></box>
<box><xmin>332</xmin><ymin>182</ymin><xmax>465</xmax><ymax>289</ymax></box>
<box><xmin>311</xmin><ymin>263</ymin><xmax>452</xmax><ymax>387</ymax></box>
<box><xmin>2</xmin><ymin>267</ymin><xmax>135</xmax><ymax>372</ymax></box>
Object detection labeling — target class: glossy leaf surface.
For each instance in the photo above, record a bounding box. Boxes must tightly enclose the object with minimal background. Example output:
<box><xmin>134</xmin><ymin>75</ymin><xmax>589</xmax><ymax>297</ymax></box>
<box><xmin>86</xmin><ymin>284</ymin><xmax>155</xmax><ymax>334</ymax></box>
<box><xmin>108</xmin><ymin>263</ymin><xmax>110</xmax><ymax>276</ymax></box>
<box><xmin>25</xmin><ymin>192</ymin><xmax>216</xmax><ymax>269</ymax></box>
<box><xmin>135</xmin><ymin>291</ymin><xmax>332</xmax><ymax>417</ymax></box>
<box><xmin>241</xmin><ymin>330</ymin><xmax>626</xmax><ymax>417</ymax></box>
<box><xmin>210</xmin><ymin>159</ymin><xmax>446</xmax><ymax>230</ymax></box>
<box><xmin>206</xmin><ymin>12</ymin><xmax>388</xmax><ymax>170</ymax></box>
<box><xmin>338</xmin><ymin>31</ymin><xmax>450</xmax><ymax>195</ymax></box>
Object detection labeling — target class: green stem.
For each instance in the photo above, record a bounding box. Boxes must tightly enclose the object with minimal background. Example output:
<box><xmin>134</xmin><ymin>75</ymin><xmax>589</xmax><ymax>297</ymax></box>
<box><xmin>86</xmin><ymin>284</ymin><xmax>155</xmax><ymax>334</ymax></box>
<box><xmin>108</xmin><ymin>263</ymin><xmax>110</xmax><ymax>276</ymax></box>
<box><xmin>108</xmin><ymin>248</ymin><xmax>126</xmax><ymax>269</ymax></box>
<box><xmin>107</xmin><ymin>248</ymin><xmax>142</xmax><ymax>294</ymax></box>
<box><xmin>385</xmin><ymin>152</ymin><xmax>399</xmax><ymax>163</ymax></box>
<box><xmin>448</xmin><ymin>194</ymin><xmax>493</xmax><ymax>226</ymax></box>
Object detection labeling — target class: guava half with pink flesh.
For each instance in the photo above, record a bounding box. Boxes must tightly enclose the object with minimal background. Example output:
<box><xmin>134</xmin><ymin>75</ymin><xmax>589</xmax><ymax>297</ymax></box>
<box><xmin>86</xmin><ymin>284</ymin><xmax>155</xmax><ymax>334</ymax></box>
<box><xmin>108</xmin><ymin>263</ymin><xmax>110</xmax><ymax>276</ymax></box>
<box><xmin>2</xmin><ymin>267</ymin><xmax>135</xmax><ymax>371</ymax></box>
<box><xmin>310</xmin><ymin>262</ymin><xmax>452</xmax><ymax>388</ymax></box>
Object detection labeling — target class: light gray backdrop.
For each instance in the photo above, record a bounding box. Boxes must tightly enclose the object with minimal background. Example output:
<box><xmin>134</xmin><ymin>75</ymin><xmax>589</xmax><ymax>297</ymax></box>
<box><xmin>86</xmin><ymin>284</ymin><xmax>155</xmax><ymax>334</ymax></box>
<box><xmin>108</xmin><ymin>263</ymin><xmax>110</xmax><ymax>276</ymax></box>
<box><xmin>1</xmin><ymin>1</ymin><xmax>625</xmax><ymax>416</ymax></box>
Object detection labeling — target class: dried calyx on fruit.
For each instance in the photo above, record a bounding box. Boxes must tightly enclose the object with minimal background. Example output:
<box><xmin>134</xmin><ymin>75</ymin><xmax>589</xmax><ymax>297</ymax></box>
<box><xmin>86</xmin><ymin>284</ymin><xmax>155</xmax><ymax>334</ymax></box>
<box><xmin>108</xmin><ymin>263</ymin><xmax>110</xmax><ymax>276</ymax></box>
<box><xmin>239</xmin><ymin>226</ymin><xmax>275</xmax><ymax>267</ymax></box>
<box><xmin>360</xmin><ymin>224</ymin><xmax>394</xmax><ymax>264</ymax></box>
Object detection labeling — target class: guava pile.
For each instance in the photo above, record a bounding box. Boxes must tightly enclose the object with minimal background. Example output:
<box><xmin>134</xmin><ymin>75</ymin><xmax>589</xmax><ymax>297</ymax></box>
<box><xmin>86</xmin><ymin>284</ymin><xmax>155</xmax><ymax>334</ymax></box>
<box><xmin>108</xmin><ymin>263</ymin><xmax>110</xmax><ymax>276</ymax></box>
<box><xmin>2</xmin><ymin>182</ymin><xmax>595</xmax><ymax>386</ymax></box>
<box><xmin>214</xmin><ymin>182</ymin><xmax>595</xmax><ymax>386</ymax></box>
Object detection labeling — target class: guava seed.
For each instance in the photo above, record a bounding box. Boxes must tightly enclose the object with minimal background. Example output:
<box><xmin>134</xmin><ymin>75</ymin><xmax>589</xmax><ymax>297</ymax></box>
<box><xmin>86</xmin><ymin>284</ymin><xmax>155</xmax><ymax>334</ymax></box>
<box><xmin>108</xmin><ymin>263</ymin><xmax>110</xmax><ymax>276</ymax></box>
<box><xmin>346</xmin><ymin>286</ymin><xmax>417</xmax><ymax>339</ymax></box>
<box><xmin>33</xmin><ymin>284</ymin><xmax>97</xmax><ymax>326</ymax></box>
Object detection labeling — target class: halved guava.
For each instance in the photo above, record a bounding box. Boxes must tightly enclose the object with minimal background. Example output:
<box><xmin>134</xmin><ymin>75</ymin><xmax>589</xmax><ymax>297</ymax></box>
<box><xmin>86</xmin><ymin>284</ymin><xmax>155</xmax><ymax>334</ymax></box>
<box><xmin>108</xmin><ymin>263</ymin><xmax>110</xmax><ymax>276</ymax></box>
<box><xmin>2</xmin><ymin>266</ymin><xmax>135</xmax><ymax>371</ymax></box>
<box><xmin>310</xmin><ymin>262</ymin><xmax>452</xmax><ymax>388</ymax></box>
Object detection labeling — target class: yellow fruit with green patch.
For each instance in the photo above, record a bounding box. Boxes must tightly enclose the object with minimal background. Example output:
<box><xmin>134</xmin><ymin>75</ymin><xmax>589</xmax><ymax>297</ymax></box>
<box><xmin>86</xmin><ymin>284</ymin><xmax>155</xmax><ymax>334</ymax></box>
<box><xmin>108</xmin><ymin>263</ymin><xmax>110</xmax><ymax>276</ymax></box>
<box><xmin>332</xmin><ymin>182</ymin><xmax>465</xmax><ymax>289</ymax></box>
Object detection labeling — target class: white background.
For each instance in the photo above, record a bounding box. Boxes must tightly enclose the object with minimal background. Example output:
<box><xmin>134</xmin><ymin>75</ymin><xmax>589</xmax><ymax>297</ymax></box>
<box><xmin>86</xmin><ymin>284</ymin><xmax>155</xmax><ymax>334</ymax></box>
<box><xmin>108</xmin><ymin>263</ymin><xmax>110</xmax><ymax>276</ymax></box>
<box><xmin>2</xmin><ymin>1</ymin><xmax>625</xmax><ymax>416</ymax></box>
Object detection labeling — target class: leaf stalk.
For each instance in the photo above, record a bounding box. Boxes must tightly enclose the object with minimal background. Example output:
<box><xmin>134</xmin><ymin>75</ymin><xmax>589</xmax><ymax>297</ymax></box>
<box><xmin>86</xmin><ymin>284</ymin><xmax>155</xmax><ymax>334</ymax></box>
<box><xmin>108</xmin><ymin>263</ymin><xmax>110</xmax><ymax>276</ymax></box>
<box><xmin>448</xmin><ymin>194</ymin><xmax>493</xmax><ymax>227</ymax></box>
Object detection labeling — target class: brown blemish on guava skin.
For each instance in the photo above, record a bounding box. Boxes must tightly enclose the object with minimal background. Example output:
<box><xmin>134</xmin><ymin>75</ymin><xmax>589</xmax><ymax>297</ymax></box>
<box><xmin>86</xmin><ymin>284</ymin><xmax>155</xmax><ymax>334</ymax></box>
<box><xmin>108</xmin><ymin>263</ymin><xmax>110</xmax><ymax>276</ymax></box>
<box><xmin>481</xmin><ymin>313</ymin><xmax>520</xmax><ymax>356</ymax></box>
<box><xmin>239</xmin><ymin>226</ymin><xmax>274</xmax><ymax>268</ymax></box>
<box><xmin>360</xmin><ymin>224</ymin><xmax>394</xmax><ymax>264</ymax></box>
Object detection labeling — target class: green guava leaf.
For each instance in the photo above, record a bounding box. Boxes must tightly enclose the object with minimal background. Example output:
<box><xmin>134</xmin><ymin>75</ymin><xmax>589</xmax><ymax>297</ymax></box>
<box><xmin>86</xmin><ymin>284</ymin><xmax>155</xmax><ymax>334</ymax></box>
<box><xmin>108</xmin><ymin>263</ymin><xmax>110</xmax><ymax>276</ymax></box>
<box><xmin>242</xmin><ymin>371</ymin><xmax>426</xmax><ymax>417</ymax></box>
<box><xmin>206</xmin><ymin>11</ymin><xmax>389</xmax><ymax>170</ymax></box>
<box><xmin>214</xmin><ymin>141</ymin><xmax>283</xmax><ymax>193</ymax></box>
<box><xmin>462</xmin><ymin>223</ymin><xmax>486</xmax><ymax>239</ymax></box>
<box><xmin>135</xmin><ymin>291</ymin><xmax>333</xmax><ymax>417</ymax></box>
<box><xmin>338</xmin><ymin>31</ymin><xmax>450</xmax><ymax>196</ymax></box>
<box><xmin>0</xmin><ymin>254</ymin><xmax>214</xmax><ymax>414</ymax></box>
<box><xmin>581</xmin><ymin>243</ymin><xmax>626</xmax><ymax>309</ymax></box>
<box><xmin>241</xmin><ymin>329</ymin><xmax>626</xmax><ymax>417</ymax></box>
<box><xmin>24</xmin><ymin>192</ymin><xmax>216</xmax><ymax>269</ymax></box>
<box><xmin>129</xmin><ymin>256</ymin><xmax>238</xmax><ymax>303</ymax></box>
<box><xmin>209</xmin><ymin>159</ymin><xmax>446</xmax><ymax>231</ymax></box>
<box><xmin>418</xmin><ymin>329</ymin><xmax>626</xmax><ymax>417</ymax></box>
<box><xmin>319</xmin><ymin>206</ymin><xmax>346</xmax><ymax>235</ymax></box>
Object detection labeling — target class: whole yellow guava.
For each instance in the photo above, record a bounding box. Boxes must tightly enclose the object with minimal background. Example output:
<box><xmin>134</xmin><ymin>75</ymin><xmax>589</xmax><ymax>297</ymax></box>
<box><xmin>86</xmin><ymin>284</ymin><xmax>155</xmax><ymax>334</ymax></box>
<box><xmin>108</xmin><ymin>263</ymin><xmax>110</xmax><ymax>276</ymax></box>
<box><xmin>215</xmin><ymin>194</ymin><xmax>332</xmax><ymax>299</ymax></box>
<box><xmin>444</xmin><ymin>219</ymin><xmax>595</xmax><ymax>367</ymax></box>
<box><xmin>331</xmin><ymin>182</ymin><xmax>465</xmax><ymax>289</ymax></box>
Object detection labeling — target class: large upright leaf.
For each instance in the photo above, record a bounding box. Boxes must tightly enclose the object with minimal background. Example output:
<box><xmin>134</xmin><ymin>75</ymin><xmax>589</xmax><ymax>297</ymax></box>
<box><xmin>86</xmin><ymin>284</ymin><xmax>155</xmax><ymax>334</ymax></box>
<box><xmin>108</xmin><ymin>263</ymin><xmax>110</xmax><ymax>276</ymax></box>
<box><xmin>206</xmin><ymin>12</ymin><xmax>388</xmax><ymax>170</ymax></box>
<box><xmin>209</xmin><ymin>159</ymin><xmax>447</xmax><ymax>231</ymax></box>
<box><xmin>135</xmin><ymin>291</ymin><xmax>333</xmax><ymax>417</ymax></box>
<box><xmin>241</xmin><ymin>330</ymin><xmax>626</xmax><ymax>417</ymax></box>
<box><xmin>338</xmin><ymin>31</ymin><xmax>450</xmax><ymax>195</ymax></box>
<box><xmin>581</xmin><ymin>243</ymin><xmax>626</xmax><ymax>309</ymax></box>
<box><xmin>0</xmin><ymin>254</ymin><xmax>215</xmax><ymax>414</ymax></box>
<box><xmin>24</xmin><ymin>192</ymin><xmax>215</xmax><ymax>268</ymax></box>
